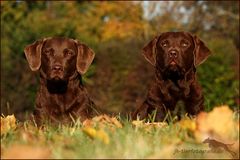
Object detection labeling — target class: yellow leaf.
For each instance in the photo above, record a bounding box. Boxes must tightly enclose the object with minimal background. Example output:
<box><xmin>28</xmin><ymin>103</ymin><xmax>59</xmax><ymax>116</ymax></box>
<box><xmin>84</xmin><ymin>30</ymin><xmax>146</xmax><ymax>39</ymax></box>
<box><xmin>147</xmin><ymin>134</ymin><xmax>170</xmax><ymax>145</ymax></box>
<box><xmin>132</xmin><ymin>120</ymin><xmax>144</xmax><ymax>127</ymax></box>
<box><xmin>195</xmin><ymin>105</ymin><xmax>236</xmax><ymax>141</ymax></box>
<box><xmin>82</xmin><ymin>119</ymin><xmax>93</xmax><ymax>128</ymax></box>
<box><xmin>110</xmin><ymin>117</ymin><xmax>123</xmax><ymax>128</ymax></box>
<box><xmin>145</xmin><ymin>122</ymin><xmax>168</xmax><ymax>128</ymax></box>
<box><xmin>97</xmin><ymin>129</ymin><xmax>110</xmax><ymax>145</ymax></box>
<box><xmin>178</xmin><ymin>118</ymin><xmax>196</xmax><ymax>131</ymax></box>
<box><xmin>82</xmin><ymin>127</ymin><xmax>97</xmax><ymax>139</ymax></box>
<box><xmin>82</xmin><ymin>114</ymin><xmax>122</xmax><ymax>131</ymax></box>
<box><xmin>1</xmin><ymin>114</ymin><xmax>17</xmax><ymax>135</ymax></box>
<box><xmin>132</xmin><ymin>120</ymin><xmax>167</xmax><ymax>132</ymax></box>
<box><xmin>82</xmin><ymin>127</ymin><xmax>109</xmax><ymax>144</ymax></box>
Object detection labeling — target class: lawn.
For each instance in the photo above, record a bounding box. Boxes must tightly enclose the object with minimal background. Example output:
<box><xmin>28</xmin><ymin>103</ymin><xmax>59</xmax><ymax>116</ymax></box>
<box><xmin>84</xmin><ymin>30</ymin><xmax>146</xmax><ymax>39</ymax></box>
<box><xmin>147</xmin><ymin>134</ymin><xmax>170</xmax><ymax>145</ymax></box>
<box><xmin>1</xmin><ymin>105</ymin><xmax>239</xmax><ymax>159</ymax></box>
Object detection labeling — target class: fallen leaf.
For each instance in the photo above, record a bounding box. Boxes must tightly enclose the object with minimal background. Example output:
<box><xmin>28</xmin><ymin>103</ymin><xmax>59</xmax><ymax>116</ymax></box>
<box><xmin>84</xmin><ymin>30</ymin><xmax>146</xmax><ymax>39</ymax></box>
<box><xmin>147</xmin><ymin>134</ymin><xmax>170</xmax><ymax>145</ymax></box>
<box><xmin>97</xmin><ymin>129</ymin><xmax>110</xmax><ymax>144</ymax></box>
<box><xmin>83</xmin><ymin>114</ymin><xmax>122</xmax><ymax>131</ymax></box>
<box><xmin>82</xmin><ymin>127</ymin><xmax>97</xmax><ymax>139</ymax></box>
<box><xmin>1</xmin><ymin>114</ymin><xmax>17</xmax><ymax>135</ymax></box>
<box><xmin>82</xmin><ymin>119</ymin><xmax>94</xmax><ymax>128</ymax></box>
<box><xmin>145</xmin><ymin>122</ymin><xmax>168</xmax><ymax>128</ymax></box>
<box><xmin>132</xmin><ymin>120</ymin><xmax>167</xmax><ymax>132</ymax></box>
<box><xmin>132</xmin><ymin>120</ymin><xmax>144</xmax><ymax>127</ymax></box>
<box><xmin>195</xmin><ymin>105</ymin><xmax>236</xmax><ymax>141</ymax></box>
<box><xmin>178</xmin><ymin>118</ymin><xmax>196</xmax><ymax>132</ymax></box>
<box><xmin>82</xmin><ymin>127</ymin><xmax>110</xmax><ymax>144</ymax></box>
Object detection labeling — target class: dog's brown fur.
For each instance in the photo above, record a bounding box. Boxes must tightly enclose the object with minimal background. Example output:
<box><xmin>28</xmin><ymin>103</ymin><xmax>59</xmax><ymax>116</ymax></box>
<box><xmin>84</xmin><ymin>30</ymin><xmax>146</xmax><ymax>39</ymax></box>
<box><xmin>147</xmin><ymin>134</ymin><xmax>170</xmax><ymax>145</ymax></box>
<box><xmin>132</xmin><ymin>32</ymin><xmax>211</xmax><ymax>121</ymax></box>
<box><xmin>24</xmin><ymin>37</ymin><xmax>98</xmax><ymax>125</ymax></box>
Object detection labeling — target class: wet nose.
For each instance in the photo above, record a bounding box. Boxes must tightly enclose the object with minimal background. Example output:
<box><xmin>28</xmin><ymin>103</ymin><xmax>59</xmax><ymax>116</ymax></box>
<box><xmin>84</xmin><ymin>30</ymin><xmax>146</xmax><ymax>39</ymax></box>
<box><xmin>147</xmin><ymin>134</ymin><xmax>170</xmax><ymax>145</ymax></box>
<box><xmin>52</xmin><ymin>64</ymin><xmax>63</xmax><ymax>72</ymax></box>
<box><xmin>169</xmin><ymin>50</ymin><xmax>178</xmax><ymax>58</ymax></box>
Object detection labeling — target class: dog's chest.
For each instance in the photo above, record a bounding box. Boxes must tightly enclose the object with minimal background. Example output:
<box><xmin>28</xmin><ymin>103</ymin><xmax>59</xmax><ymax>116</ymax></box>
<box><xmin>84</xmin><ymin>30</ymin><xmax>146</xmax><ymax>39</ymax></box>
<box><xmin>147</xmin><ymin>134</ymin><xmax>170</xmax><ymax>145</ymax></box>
<box><xmin>161</xmin><ymin>80</ymin><xmax>184</xmax><ymax>99</ymax></box>
<box><xmin>39</xmin><ymin>87</ymin><xmax>85</xmax><ymax>114</ymax></box>
<box><xmin>50</xmin><ymin>94</ymin><xmax>77</xmax><ymax>113</ymax></box>
<box><xmin>168</xmin><ymin>84</ymin><xmax>183</xmax><ymax>98</ymax></box>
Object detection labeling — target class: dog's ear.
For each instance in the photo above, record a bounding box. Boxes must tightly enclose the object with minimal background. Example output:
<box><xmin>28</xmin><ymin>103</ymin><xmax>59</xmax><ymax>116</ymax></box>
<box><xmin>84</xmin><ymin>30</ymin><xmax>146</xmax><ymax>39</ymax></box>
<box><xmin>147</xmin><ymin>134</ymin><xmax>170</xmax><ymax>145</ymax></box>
<box><xmin>74</xmin><ymin>40</ymin><xmax>95</xmax><ymax>75</ymax></box>
<box><xmin>193</xmin><ymin>35</ymin><xmax>211</xmax><ymax>66</ymax></box>
<box><xmin>24</xmin><ymin>38</ymin><xmax>47</xmax><ymax>71</ymax></box>
<box><xmin>142</xmin><ymin>36</ymin><xmax>159</xmax><ymax>66</ymax></box>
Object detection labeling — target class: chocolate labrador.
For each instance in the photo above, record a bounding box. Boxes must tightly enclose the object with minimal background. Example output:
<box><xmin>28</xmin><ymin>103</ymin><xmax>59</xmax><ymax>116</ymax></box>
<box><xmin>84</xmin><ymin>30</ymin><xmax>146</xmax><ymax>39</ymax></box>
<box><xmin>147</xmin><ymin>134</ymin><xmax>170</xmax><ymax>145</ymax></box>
<box><xmin>24</xmin><ymin>37</ymin><xmax>99</xmax><ymax>125</ymax></box>
<box><xmin>132</xmin><ymin>32</ymin><xmax>211</xmax><ymax>121</ymax></box>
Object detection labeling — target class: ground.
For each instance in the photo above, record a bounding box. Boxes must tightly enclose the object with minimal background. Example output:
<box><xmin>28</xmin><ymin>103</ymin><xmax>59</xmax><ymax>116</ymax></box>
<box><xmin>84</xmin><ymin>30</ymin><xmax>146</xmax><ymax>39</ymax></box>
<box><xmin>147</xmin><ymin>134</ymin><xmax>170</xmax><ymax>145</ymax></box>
<box><xmin>1</xmin><ymin>106</ymin><xmax>239</xmax><ymax>159</ymax></box>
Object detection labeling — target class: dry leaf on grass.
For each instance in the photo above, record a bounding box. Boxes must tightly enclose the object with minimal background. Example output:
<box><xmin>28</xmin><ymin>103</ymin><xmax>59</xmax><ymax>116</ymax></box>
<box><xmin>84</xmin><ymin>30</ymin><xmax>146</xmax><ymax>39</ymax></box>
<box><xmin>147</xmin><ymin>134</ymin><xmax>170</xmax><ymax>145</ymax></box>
<box><xmin>132</xmin><ymin>120</ymin><xmax>145</xmax><ymax>127</ymax></box>
<box><xmin>2</xmin><ymin>145</ymin><xmax>51</xmax><ymax>159</ymax></box>
<box><xmin>174</xmin><ymin>105</ymin><xmax>238</xmax><ymax>143</ymax></box>
<box><xmin>1</xmin><ymin>114</ymin><xmax>17</xmax><ymax>135</ymax></box>
<box><xmin>83</xmin><ymin>114</ymin><xmax>122</xmax><ymax>131</ymax></box>
<box><xmin>195</xmin><ymin>105</ymin><xmax>237</xmax><ymax>142</ymax></box>
<box><xmin>82</xmin><ymin>127</ymin><xmax>110</xmax><ymax>144</ymax></box>
<box><xmin>177</xmin><ymin>118</ymin><xmax>196</xmax><ymax>132</ymax></box>
<box><xmin>132</xmin><ymin>120</ymin><xmax>167</xmax><ymax>132</ymax></box>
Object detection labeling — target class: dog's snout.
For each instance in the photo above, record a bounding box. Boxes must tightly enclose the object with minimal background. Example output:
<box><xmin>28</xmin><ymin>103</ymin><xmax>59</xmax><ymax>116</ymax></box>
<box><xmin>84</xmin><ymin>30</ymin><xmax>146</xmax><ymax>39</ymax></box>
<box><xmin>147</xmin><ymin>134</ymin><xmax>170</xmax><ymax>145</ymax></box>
<box><xmin>168</xmin><ymin>50</ymin><xmax>178</xmax><ymax>58</ymax></box>
<box><xmin>52</xmin><ymin>64</ymin><xmax>63</xmax><ymax>72</ymax></box>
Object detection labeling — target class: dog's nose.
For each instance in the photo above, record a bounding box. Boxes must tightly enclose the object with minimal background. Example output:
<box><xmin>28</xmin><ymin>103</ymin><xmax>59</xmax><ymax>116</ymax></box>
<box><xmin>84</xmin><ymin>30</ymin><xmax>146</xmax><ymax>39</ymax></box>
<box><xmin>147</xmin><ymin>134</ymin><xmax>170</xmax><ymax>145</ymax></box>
<box><xmin>169</xmin><ymin>50</ymin><xmax>178</xmax><ymax>58</ymax></box>
<box><xmin>52</xmin><ymin>65</ymin><xmax>63</xmax><ymax>72</ymax></box>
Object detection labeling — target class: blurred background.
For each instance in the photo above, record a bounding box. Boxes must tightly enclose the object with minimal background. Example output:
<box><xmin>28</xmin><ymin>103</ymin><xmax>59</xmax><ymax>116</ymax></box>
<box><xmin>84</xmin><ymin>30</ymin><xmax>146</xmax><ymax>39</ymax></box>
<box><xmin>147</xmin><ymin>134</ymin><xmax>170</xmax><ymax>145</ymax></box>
<box><xmin>1</xmin><ymin>1</ymin><xmax>239</xmax><ymax>120</ymax></box>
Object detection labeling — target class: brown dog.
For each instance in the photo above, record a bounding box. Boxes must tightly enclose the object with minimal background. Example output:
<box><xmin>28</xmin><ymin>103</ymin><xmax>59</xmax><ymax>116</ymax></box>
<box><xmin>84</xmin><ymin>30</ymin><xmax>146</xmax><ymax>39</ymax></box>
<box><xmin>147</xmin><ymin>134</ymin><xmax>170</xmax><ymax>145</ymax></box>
<box><xmin>24</xmin><ymin>37</ymin><xmax>99</xmax><ymax>125</ymax></box>
<box><xmin>132</xmin><ymin>32</ymin><xmax>211</xmax><ymax>121</ymax></box>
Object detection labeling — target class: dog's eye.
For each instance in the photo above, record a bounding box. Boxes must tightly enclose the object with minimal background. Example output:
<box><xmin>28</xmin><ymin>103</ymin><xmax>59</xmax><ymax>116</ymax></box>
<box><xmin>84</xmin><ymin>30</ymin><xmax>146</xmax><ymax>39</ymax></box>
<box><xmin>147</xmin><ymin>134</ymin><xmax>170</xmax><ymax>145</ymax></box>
<box><xmin>44</xmin><ymin>49</ymin><xmax>53</xmax><ymax>56</ymax></box>
<box><xmin>161</xmin><ymin>41</ymin><xmax>168</xmax><ymax>48</ymax></box>
<box><xmin>182</xmin><ymin>43</ymin><xmax>188</xmax><ymax>47</ymax></box>
<box><xmin>181</xmin><ymin>40</ymin><xmax>189</xmax><ymax>47</ymax></box>
<box><xmin>64</xmin><ymin>49</ymin><xmax>74</xmax><ymax>57</ymax></box>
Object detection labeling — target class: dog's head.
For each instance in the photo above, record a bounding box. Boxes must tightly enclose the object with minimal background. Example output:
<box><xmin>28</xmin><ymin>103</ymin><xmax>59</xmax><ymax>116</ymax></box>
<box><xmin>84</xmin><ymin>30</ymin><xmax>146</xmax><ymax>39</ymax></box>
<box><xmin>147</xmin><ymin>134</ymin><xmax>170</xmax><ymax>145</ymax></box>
<box><xmin>142</xmin><ymin>32</ymin><xmax>211</xmax><ymax>80</ymax></box>
<box><xmin>24</xmin><ymin>37</ymin><xmax>95</xmax><ymax>81</ymax></box>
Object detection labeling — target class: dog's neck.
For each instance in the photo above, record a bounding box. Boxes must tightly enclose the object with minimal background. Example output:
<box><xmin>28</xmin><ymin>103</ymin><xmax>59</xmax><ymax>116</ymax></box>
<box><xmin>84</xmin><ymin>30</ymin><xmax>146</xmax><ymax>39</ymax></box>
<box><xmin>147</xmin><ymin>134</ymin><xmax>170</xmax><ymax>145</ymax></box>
<box><xmin>46</xmin><ymin>80</ymin><xmax>68</xmax><ymax>94</ymax></box>
<box><xmin>155</xmin><ymin>67</ymin><xmax>196</xmax><ymax>97</ymax></box>
<box><xmin>155</xmin><ymin>66</ymin><xmax>196</xmax><ymax>82</ymax></box>
<box><xmin>39</xmin><ymin>71</ymin><xmax>83</xmax><ymax>94</ymax></box>
<box><xmin>37</xmin><ymin>71</ymin><xmax>90</xmax><ymax>114</ymax></box>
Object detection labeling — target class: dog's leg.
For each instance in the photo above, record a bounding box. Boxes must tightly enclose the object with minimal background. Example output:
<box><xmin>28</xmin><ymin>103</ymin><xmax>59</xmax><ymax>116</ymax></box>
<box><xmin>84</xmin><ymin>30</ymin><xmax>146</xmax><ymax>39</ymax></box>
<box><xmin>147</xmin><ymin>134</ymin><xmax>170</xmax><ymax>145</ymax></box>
<box><xmin>184</xmin><ymin>82</ymin><xmax>204</xmax><ymax>115</ymax></box>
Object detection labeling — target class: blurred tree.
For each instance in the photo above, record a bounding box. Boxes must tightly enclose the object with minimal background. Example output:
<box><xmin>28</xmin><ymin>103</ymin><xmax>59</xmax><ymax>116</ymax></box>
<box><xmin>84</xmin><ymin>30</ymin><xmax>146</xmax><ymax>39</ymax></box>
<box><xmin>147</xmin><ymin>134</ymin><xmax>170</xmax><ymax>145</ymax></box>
<box><xmin>181</xmin><ymin>1</ymin><xmax>239</xmax><ymax>49</ymax></box>
<box><xmin>1</xmin><ymin>1</ymin><xmax>239</xmax><ymax>119</ymax></box>
<box><xmin>1</xmin><ymin>1</ymin><xmax>88</xmax><ymax>119</ymax></box>
<box><xmin>1</xmin><ymin>1</ymin><xmax>146</xmax><ymax>118</ymax></box>
<box><xmin>74</xmin><ymin>1</ymin><xmax>146</xmax><ymax>42</ymax></box>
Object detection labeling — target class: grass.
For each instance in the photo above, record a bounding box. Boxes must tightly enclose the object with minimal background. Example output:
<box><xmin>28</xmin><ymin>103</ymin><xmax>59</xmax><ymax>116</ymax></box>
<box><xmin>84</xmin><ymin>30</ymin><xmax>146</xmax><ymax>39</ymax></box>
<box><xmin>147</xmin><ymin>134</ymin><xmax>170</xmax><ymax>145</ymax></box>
<box><xmin>1</xmin><ymin>109</ymin><xmax>239</xmax><ymax>159</ymax></box>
